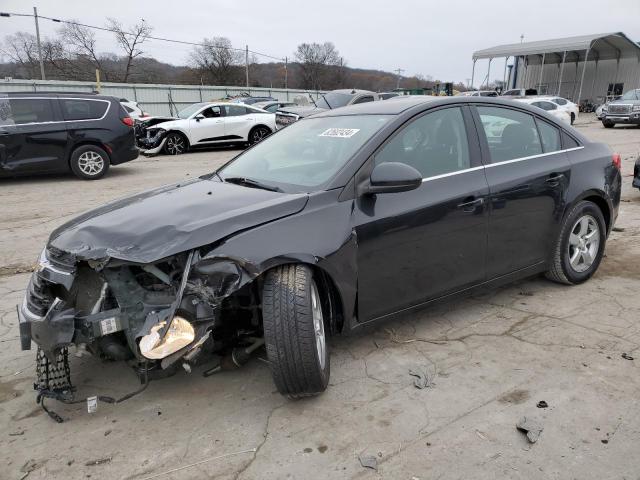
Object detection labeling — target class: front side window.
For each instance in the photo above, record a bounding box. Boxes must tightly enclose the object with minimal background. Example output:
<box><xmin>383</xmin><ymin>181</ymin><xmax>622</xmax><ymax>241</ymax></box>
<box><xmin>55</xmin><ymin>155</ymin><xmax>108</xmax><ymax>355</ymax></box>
<box><xmin>477</xmin><ymin>106</ymin><xmax>543</xmax><ymax>162</ymax></box>
<box><xmin>536</xmin><ymin>119</ymin><xmax>561</xmax><ymax>153</ymax></box>
<box><xmin>353</xmin><ymin>96</ymin><xmax>374</xmax><ymax>104</ymax></box>
<box><xmin>0</xmin><ymin>98</ymin><xmax>56</xmax><ymax>125</ymax></box>
<box><xmin>200</xmin><ymin>106</ymin><xmax>221</xmax><ymax>118</ymax></box>
<box><xmin>60</xmin><ymin>99</ymin><xmax>108</xmax><ymax>121</ymax></box>
<box><xmin>265</xmin><ymin>104</ymin><xmax>279</xmax><ymax>113</ymax></box>
<box><xmin>620</xmin><ymin>89</ymin><xmax>640</xmax><ymax>101</ymax></box>
<box><xmin>375</xmin><ymin>107</ymin><xmax>470</xmax><ymax>179</ymax></box>
<box><xmin>220</xmin><ymin>114</ymin><xmax>391</xmax><ymax>190</ymax></box>
<box><xmin>315</xmin><ymin>92</ymin><xmax>353</xmax><ymax>109</ymax></box>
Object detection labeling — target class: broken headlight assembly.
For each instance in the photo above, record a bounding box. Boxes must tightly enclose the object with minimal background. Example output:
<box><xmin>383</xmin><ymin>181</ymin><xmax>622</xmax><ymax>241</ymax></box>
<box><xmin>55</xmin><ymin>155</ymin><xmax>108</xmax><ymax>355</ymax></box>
<box><xmin>139</xmin><ymin>315</ymin><xmax>195</xmax><ymax>360</ymax></box>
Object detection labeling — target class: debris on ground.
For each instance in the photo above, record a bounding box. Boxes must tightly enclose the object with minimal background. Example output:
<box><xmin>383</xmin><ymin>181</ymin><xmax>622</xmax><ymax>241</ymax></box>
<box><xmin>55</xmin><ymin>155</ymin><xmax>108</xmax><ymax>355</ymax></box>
<box><xmin>358</xmin><ymin>453</ymin><xmax>378</xmax><ymax>471</ymax></box>
<box><xmin>9</xmin><ymin>430</ymin><xmax>25</xmax><ymax>436</ymax></box>
<box><xmin>85</xmin><ymin>457</ymin><xmax>112</xmax><ymax>466</ymax></box>
<box><xmin>516</xmin><ymin>416</ymin><xmax>543</xmax><ymax>443</ymax></box>
<box><xmin>409</xmin><ymin>368</ymin><xmax>434</xmax><ymax>389</ymax></box>
<box><xmin>621</xmin><ymin>353</ymin><xmax>634</xmax><ymax>361</ymax></box>
<box><xmin>536</xmin><ymin>401</ymin><xmax>548</xmax><ymax>408</ymax></box>
<box><xmin>518</xmin><ymin>290</ymin><xmax>534</xmax><ymax>296</ymax></box>
<box><xmin>612</xmin><ymin>226</ymin><xmax>625</xmax><ymax>232</ymax></box>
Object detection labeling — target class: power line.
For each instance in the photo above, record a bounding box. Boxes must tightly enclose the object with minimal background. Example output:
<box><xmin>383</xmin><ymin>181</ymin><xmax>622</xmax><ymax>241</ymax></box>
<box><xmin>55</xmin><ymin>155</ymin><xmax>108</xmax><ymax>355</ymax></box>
<box><xmin>0</xmin><ymin>10</ymin><xmax>286</xmax><ymax>62</ymax></box>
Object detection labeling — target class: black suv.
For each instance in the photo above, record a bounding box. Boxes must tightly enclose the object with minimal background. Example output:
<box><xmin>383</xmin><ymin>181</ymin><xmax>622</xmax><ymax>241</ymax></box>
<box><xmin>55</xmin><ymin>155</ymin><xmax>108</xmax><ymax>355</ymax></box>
<box><xmin>0</xmin><ymin>92</ymin><xmax>139</xmax><ymax>180</ymax></box>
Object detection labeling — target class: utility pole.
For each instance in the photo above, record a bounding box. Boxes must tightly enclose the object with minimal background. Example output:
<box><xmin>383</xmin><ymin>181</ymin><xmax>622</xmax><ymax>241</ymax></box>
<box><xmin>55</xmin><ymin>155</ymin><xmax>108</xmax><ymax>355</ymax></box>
<box><xmin>284</xmin><ymin>56</ymin><xmax>288</xmax><ymax>90</ymax></box>
<box><xmin>520</xmin><ymin>34</ymin><xmax>524</xmax><ymax>43</ymax></box>
<box><xmin>33</xmin><ymin>6</ymin><xmax>45</xmax><ymax>80</ymax></box>
<box><xmin>245</xmin><ymin>45</ymin><xmax>249</xmax><ymax>88</ymax></box>
<box><xmin>394</xmin><ymin>68</ymin><xmax>405</xmax><ymax>89</ymax></box>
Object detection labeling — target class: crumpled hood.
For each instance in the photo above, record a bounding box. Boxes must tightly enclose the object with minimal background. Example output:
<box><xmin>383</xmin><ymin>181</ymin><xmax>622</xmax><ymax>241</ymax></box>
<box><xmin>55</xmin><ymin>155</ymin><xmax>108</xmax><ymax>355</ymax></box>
<box><xmin>49</xmin><ymin>178</ymin><xmax>308</xmax><ymax>264</ymax></box>
<box><xmin>278</xmin><ymin>105</ymin><xmax>326</xmax><ymax>118</ymax></box>
<box><xmin>149</xmin><ymin>119</ymin><xmax>184</xmax><ymax>130</ymax></box>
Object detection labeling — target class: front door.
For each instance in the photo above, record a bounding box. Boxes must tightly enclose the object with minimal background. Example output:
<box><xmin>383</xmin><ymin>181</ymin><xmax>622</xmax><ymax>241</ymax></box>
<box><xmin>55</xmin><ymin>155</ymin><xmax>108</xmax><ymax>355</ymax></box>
<box><xmin>473</xmin><ymin>105</ymin><xmax>571</xmax><ymax>278</ymax></box>
<box><xmin>188</xmin><ymin>105</ymin><xmax>224</xmax><ymax>144</ymax></box>
<box><xmin>354</xmin><ymin>106</ymin><xmax>490</xmax><ymax>322</ymax></box>
<box><xmin>0</xmin><ymin>97</ymin><xmax>67</xmax><ymax>175</ymax></box>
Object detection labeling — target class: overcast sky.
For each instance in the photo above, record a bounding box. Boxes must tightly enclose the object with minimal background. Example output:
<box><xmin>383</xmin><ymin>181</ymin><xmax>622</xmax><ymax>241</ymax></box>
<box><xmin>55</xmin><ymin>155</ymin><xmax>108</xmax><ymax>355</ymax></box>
<box><xmin>1</xmin><ymin>0</ymin><xmax>639</xmax><ymax>84</ymax></box>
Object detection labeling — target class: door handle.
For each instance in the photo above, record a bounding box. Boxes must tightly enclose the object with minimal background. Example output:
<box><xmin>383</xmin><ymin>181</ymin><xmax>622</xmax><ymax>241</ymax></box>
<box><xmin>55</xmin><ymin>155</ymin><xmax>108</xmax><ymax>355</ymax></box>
<box><xmin>457</xmin><ymin>197</ymin><xmax>484</xmax><ymax>212</ymax></box>
<box><xmin>545</xmin><ymin>173</ymin><xmax>565</xmax><ymax>186</ymax></box>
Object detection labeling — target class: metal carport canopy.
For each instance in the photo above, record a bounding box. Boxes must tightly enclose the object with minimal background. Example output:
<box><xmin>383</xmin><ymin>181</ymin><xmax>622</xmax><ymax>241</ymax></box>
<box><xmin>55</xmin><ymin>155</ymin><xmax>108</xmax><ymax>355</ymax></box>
<box><xmin>472</xmin><ymin>32</ymin><xmax>640</xmax><ymax>62</ymax></box>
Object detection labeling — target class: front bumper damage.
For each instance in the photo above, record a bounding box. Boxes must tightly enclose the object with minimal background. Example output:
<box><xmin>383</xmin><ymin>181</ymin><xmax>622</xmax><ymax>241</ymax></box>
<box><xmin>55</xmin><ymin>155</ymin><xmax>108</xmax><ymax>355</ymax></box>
<box><xmin>18</xmin><ymin>245</ymin><xmax>262</xmax><ymax>418</ymax></box>
<box><xmin>137</xmin><ymin>127</ymin><xmax>169</xmax><ymax>156</ymax></box>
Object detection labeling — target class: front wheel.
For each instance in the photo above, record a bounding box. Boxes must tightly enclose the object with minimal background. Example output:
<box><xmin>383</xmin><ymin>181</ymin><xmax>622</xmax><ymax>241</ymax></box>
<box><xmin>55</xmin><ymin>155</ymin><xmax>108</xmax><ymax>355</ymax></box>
<box><xmin>602</xmin><ymin>120</ymin><xmax>614</xmax><ymax>129</ymax></box>
<box><xmin>262</xmin><ymin>264</ymin><xmax>330</xmax><ymax>398</ymax></box>
<box><xmin>546</xmin><ymin>201</ymin><xmax>607</xmax><ymax>285</ymax></box>
<box><xmin>249</xmin><ymin>126</ymin><xmax>271</xmax><ymax>145</ymax></box>
<box><xmin>163</xmin><ymin>132</ymin><xmax>188</xmax><ymax>155</ymax></box>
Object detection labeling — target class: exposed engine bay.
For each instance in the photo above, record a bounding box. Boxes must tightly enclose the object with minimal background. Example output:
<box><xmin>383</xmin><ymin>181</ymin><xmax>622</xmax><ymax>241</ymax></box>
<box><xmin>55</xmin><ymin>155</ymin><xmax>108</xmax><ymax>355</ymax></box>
<box><xmin>19</xmin><ymin>246</ymin><xmax>265</xmax><ymax>419</ymax></box>
<box><xmin>134</xmin><ymin>116</ymin><xmax>176</xmax><ymax>155</ymax></box>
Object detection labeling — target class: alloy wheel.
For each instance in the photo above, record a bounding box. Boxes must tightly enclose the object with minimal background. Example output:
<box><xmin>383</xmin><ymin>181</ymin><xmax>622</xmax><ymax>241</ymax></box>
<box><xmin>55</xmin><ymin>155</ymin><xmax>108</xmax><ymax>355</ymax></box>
<box><xmin>310</xmin><ymin>280</ymin><xmax>326</xmax><ymax>370</ymax></box>
<box><xmin>568</xmin><ymin>214</ymin><xmax>600</xmax><ymax>273</ymax></box>
<box><xmin>77</xmin><ymin>151</ymin><xmax>104</xmax><ymax>176</ymax></box>
<box><xmin>166</xmin><ymin>135</ymin><xmax>185</xmax><ymax>154</ymax></box>
<box><xmin>252</xmin><ymin>128</ymin><xmax>269</xmax><ymax>143</ymax></box>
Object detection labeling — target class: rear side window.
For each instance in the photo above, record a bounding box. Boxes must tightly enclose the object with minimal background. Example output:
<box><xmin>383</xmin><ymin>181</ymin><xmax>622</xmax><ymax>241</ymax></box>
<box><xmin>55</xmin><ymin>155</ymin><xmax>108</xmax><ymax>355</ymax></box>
<box><xmin>562</xmin><ymin>131</ymin><xmax>580</xmax><ymax>149</ymax></box>
<box><xmin>554</xmin><ymin>98</ymin><xmax>568</xmax><ymax>106</ymax></box>
<box><xmin>536</xmin><ymin>119</ymin><xmax>561</xmax><ymax>153</ymax></box>
<box><xmin>0</xmin><ymin>98</ymin><xmax>56</xmax><ymax>125</ymax></box>
<box><xmin>353</xmin><ymin>96</ymin><xmax>374</xmax><ymax>104</ymax></box>
<box><xmin>477</xmin><ymin>106</ymin><xmax>543</xmax><ymax>162</ymax></box>
<box><xmin>532</xmin><ymin>101</ymin><xmax>556</xmax><ymax>111</ymax></box>
<box><xmin>60</xmin><ymin>99</ymin><xmax>109</xmax><ymax>121</ymax></box>
<box><xmin>223</xmin><ymin>105</ymin><xmax>248</xmax><ymax>116</ymax></box>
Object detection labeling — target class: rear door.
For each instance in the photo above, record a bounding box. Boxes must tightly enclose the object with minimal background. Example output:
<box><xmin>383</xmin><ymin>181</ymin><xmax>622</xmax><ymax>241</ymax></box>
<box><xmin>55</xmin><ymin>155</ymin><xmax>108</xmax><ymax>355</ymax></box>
<box><xmin>0</xmin><ymin>96</ymin><xmax>68</xmax><ymax>175</ymax></box>
<box><xmin>472</xmin><ymin>104</ymin><xmax>571</xmax><ymax>278</ymax></box>
<box><xmin>222</xmin><ymin>104</ymin><xmax>254</xmax><ymax>141</ymax></box>
<box><xmin>355</xmin><ymin>105</ymin><xmax>489</xmax><ymax>322</ymax></box>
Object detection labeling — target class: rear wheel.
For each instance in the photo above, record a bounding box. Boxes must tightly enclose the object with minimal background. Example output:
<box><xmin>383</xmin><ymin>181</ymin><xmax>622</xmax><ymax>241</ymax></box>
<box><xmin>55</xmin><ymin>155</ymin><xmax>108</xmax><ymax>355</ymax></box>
<box><xmin>546</xmin><ymin>201</ymin><xmax>606</xmax><ymax>285</ymax></box>
<box><xmin>262</xmin><ymin>264</ymin><xmax>330</xmax><ymax>398</ymax></box>
<box><xmin>602</xmin><ymin>120</ymin><xmax>615</xmax><ymax>128</ymax></box>
<box><xmin>163</xmin><ymin>132</ymin><xmax>188</xmax><ymax>155</ymax></box>
<box><xmin>249</xmin><ymin>126</ymin><xmax>271</xmax><ymax>145</ymax></box>
<box><xmin>70</xmin><ymin>145</ymin><xmax>110</xmax><ymax>180</ymax></box>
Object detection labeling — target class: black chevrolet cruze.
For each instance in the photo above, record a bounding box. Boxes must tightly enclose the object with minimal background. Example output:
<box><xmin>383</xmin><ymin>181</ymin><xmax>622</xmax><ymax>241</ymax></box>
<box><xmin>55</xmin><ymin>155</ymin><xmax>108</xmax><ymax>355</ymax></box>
<box><xmin>0</xmin><ymin>92</ymin><xmax>138</xmax><ymax>180</ymax></box>
<box><xmin>19</xmin><ymin>96</ymin><xmax>621</xmax><ymax>405</ymax></box>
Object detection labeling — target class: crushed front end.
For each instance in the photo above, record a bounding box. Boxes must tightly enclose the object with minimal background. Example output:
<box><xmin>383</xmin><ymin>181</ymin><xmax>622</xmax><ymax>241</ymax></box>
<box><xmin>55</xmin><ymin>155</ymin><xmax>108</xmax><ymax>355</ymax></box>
<box><xmin>18</xmin><ymin>245</ymin><xmax>262</xmax><ymax>413</ymax></box>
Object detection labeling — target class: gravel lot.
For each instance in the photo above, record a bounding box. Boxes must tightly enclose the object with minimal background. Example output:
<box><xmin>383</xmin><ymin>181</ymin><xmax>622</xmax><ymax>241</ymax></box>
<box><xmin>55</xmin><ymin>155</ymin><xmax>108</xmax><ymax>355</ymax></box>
<box><xmin>1</xmin><ymin>116</ymin><xmax>639</xmax><ymax>480</ymax></box>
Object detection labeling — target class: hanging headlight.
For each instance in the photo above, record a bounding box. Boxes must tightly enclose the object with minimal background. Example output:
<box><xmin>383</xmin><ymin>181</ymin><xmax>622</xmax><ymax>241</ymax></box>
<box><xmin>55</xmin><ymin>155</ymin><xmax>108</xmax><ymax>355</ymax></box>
<box><xmin>139</xmin><ymin>316</ymin><xmax>195</xmax><ymax>360</ymax></box>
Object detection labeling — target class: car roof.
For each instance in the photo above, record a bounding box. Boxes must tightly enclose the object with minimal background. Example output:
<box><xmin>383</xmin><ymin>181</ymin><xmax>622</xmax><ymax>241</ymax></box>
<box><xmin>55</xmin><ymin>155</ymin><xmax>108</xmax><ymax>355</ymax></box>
<box><xmin>2</xmin><ymin>91</ymin><xmax>108</xmax><ymax>98</ymax></box>
<box><xmin>329</xmin><ymin>89</ymin><xmax>376</xmax><ymax>95</ymax></box>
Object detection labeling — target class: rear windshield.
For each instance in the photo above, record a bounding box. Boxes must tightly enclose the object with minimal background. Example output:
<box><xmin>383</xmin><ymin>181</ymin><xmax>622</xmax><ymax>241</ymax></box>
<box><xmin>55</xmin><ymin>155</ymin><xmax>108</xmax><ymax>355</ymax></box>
<box><xmin>60</xmin><ymin>99</ymin><xmax>109</xmax><ymax>120</ymax></box>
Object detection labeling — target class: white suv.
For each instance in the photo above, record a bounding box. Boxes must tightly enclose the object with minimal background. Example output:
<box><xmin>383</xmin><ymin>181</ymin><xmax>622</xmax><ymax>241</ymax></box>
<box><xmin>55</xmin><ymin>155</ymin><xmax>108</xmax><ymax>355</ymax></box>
<box><xmin>140</xmin><ymin>102</ymin><xmax>276</xmax><ymax>155</ymax></box>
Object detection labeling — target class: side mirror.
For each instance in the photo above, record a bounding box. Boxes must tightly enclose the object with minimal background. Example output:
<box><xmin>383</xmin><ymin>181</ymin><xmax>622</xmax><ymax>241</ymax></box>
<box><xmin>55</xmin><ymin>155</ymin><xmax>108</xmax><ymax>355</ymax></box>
<box><xmin>359</xmin><ymin>162</ymin><xmax>422</xmax><ymax>196</ymax></box>
<box><xmin>194</xmin><ymin>114</ymin><xmax>205</xmax><ymax>122</ymax></box>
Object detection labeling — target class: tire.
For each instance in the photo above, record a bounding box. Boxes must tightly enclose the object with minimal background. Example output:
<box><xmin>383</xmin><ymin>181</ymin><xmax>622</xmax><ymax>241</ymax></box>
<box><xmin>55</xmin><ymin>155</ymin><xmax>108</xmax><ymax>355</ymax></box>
<box><xmin>248</xmin><ymin>126</ymin><xmax>271</xmax><ymax>145</ymax></box>
<box><xmin>69</xmin><ymin>145</ymin><xmax>110</xmax><ymax>180</ymax></box>
<box><xmin>546</xmin><ymin>201</ymin><xmax>607</xmax><ymax>285</ymax></box>
<box><xmin>262</xmin><ymin>264</ymin><xmax>330</xmax><ymax>398</ymax></box>
<box><xmin>570</xmin><ymin>112</ymin><xmax>575</xmax><ymax>125</ymax></box>
<box><xmin>163</xmin><ymin>132</ymin><xmax>188</xmax><ymax>155</ymax></box>
<box><xmin>602</xmin><ymin>120</ymin><xmax>614</xmax><ymax>129</ymax></box>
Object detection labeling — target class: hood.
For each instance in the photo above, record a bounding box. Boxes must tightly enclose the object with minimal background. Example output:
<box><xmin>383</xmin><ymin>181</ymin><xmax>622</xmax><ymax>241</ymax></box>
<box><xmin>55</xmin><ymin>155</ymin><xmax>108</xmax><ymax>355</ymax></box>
<box><xmin>278</xmin><ymin>105</ymin><xmax>327</xmax><ymax>118</ymax></box>
<box><xmin>150</xmin><ymin>119</ymin><xmax>185</xmax><ymax>130</ymax></box>
<box><xmin>49</xmin><ymin>178</ymin><xmax>308</xmax><ymax>264</ymax></box>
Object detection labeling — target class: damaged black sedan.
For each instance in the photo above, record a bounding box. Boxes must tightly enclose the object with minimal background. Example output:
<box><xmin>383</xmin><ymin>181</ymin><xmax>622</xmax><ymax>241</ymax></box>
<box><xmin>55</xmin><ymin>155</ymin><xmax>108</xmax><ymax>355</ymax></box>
<box><xmin>18</xmin><ymin>97</ymin><xmax>621</xmax><ymax>406</ymax></box>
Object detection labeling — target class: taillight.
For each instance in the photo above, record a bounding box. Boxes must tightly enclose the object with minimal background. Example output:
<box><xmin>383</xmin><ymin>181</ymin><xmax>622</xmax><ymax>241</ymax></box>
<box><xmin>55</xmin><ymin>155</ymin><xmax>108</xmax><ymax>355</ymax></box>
<box><xmin>612</xmin><ymin>153</ymin><xmax>621</xmax><ymax>170</ymax></box>
<box><xmin>121</xmin><ymin>116</ymin><xmax>134</xmax><ymax>127</ymax></box>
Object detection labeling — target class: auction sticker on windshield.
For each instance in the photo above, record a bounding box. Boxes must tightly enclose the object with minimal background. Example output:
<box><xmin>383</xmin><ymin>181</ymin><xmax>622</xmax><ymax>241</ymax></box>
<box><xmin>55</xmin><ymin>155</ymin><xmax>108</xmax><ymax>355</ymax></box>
<box><xmin>319</xmin><ymin>128</ymin><xmax>360</xmax><ymax>138</ymax></box>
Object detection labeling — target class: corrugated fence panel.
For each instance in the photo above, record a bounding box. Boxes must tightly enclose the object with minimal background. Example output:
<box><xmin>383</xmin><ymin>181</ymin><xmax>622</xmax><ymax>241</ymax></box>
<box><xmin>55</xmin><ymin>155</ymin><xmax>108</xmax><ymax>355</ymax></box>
<box><xmin>0</xmin><ymin>79</ymin><xmax>325</xmax><ymax>116</ymax></box>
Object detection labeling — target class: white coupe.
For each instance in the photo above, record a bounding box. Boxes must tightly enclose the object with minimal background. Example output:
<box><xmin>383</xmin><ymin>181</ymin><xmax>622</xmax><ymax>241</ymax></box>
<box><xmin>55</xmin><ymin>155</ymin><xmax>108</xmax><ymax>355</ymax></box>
<box><xmin>142</xmin><ymin>102</ymin><xmax>276</xmax><ymax>155</ymax></box>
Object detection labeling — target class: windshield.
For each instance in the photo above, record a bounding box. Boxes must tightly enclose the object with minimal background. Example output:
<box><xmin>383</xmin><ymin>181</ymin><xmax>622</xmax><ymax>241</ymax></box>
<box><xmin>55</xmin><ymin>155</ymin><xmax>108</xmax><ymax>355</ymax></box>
<box><xmin>314</xmin><ymin>92</ymin><xmax>354</xmax><ymax>109</ymax></box>
<box><xmin>177</xmin><ymin>103</ymin><xmax>208</xmax><ymax>119</ymax></box>
<box><xmin>219</xmin><ymin>115</ymin><xmax>391</xmax><ymax>191</ymax></box>
<box><xmin>620</xmin><ymin>89</ymin><xmax>640</xmax><ymax>101</ymax></box>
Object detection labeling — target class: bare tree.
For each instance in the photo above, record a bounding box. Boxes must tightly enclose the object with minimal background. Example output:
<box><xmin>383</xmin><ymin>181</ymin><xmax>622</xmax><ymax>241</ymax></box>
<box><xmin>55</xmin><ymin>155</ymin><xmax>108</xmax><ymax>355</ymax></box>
<box><xmin>294</xmin><ymin>42</ymin><xmax>341</xmax><ymax>90</ymax></box>
<box><xmin>0</xmin><ymin>32</ymin><xmax>40</xmax><ymax>78</ymax></box>
<box><xmin>190</xmin><ymin>37</ymin><xmax>242</xmax><ymax>85</ymax></box>
<box><xmin>107</xmin><ymin>18</ymin><xmax>152</xmax><ymax>82</ymax></box>
<box><xmin>59</xmin><ymin>21</ymin><xmax>109</xmax><ymax>80</ymax></box>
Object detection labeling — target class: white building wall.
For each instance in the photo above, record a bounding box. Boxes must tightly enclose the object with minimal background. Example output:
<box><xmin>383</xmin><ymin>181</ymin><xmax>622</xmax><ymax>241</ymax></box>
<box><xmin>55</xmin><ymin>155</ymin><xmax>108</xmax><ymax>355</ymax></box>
<box><xmin>515</xmin><ymin>56</ymin><xmax>640</xmax><ymax>103</ymax></box>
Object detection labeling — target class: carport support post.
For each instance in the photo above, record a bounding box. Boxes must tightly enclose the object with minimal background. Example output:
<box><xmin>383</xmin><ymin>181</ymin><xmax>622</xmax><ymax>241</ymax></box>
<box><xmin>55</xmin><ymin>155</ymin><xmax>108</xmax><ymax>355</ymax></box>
<box><xmin>245</xmin><ymin>45</ymin><xmax>249</xmax><ymax>88</ymax></box>
<box><xmin>486</xmin><ymin>58</ymin><xmax>492</xmax><ymax>89</ymax></box>
<box><xmin>557</xmin><ymin>51</ymin><xmax>567</xmax><ymax>95</ymax></box>
<box><xmin>502</xmin><ymin>56</ymin><xmax>509</xmax><ymax>92</ymax></box>
<box><xmin>590</xmin><ymin>59</ymin><xmax>599</xmax><ymax>102</ymax></box>
<box><xmin>538</xmin><ymin>53</ymin><xmax>545</xmax><ymax>93</ymax></box>
<box><xmin>576</xmin><ymin>48</ymin><xmax>590</xmax><ymax>107</ymax></box>
<box><xmin>470</xmin><ymin>59</ymin><xmax>476</xmax><ymax>89</ymax></box>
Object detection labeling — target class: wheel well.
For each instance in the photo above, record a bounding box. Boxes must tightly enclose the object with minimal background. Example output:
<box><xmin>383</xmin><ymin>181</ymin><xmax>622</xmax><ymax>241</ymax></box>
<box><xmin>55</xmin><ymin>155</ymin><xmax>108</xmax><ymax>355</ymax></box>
<box><xmin>310</xmin><ymin>265</ymin><xmax>345</xmax><ymax>334</ymax></box>
<box><xmin>68</xmin><ymin>141</ymin><xmax>111</xmax><ymax>167</ymax></box>
<box><xmin>165</xmin><ymin>130</ymin><xmax>190</xmax><ymax>148</ymax></box>
<box><xmin>251</xmin><ymin>124</ymin><xmax>273</xmax><ymax>134</ymax></box>
<box><xmin>583</xmin><ymin>195</ymin><xmax>611</xmax><ymax>232</ymax></box>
